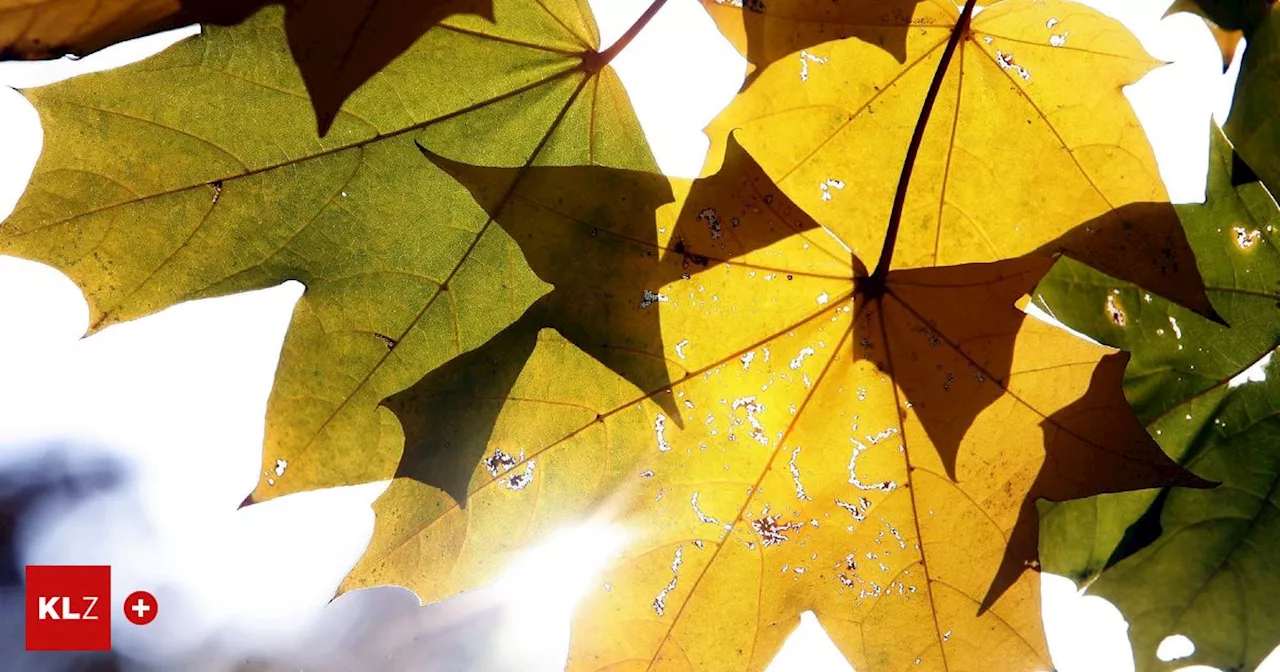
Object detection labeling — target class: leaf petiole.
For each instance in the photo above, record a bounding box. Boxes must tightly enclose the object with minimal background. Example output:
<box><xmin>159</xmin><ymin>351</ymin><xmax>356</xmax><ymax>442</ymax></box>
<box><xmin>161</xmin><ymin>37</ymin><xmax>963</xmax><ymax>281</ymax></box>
<box><xmin>865</xmin><ymin>0</ymin><xmax>980</xmax><ymax>296</ymax></box>
<box><xmin>583</xmin><ymin>0</ymin><xmax>670</xmax><ymax>72</ymax></box>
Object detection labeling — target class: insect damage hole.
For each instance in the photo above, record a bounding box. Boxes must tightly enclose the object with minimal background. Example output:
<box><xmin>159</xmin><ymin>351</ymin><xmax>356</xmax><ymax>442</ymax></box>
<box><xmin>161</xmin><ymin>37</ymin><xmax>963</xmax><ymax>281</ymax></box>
<box><xmin>504</xmin><ymin>462</ymin><xmax>536</xmax><ymax>490</ymax></box>
<box><xmin>1104</xmin><ymin>294</ymin><xmax>1126</xmax><ymax>327</ymax></box>
<box><xmin>639</xmin><ymin>289</ymin><xmax>669</xmax><ymax>309</ymax></box>
<box><xmin>698</xmin><ymin>206</ymin><xmax>723</xmax><ymax>239</ymax></box>
<box><xmin>484</xmin><ymin>447</ymin><xmax>520</xmax><ymax>476</ymax></box>
<box><xmin>788</xmin><ymin>446</ymin><xmax>813</xmax><ymax>501</ymax></box>
<box><xmin>1234</xmin><ymin>226</ymin><xmax>1262</xmax><ymax>250</ymax></box>
<box><xmin>752</xmin><ymin>510</ymin><xmax>803</xmax><ymax>546</ymax></box>
<box><xmin>652</xmin><ymin>546</ymin><xmax>683</xmax><ymax>617</ymax></box>
<box><xmin>798</xmin><ymin>50</ymin><xmax>828</xmax><ymax>81</ymax></box>
<box><xmin>994</xmin><ymin>50</ymin><xmax>1031</xmax><ymax>80</ymax></box>
<box><xmin>655</xmin><ymin>414</ymin><xmax>673</xmax><ymax>452</ymax></box>
<box><xmin>819</xmin><ymin>178</ymin><xmax>845</xmax><ymax>201</ymax></box>
<box><xmin>691</xmin><ymin>492</ymin><xmax>731</xmax><ymax>530</ymax></box>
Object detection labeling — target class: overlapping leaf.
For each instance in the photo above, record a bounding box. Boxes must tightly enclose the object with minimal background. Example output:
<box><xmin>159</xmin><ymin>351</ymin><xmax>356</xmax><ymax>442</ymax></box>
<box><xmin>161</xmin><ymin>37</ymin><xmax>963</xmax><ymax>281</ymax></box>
<box><xmin>1164</xmin><ymin>0</ymin><xmax>1271</xmax><ymax>70</ymax></box>
<box><xmin>1168</xmin><ymin>0</ymin><xmax>1273</xmax><ymax>32</ymax></box>
<box><xmin>1227</xmin><ymin>4</ymin><xmax>1280</xmax><ymax>199</ymax></box>
<box><xmin>701</xmin><ymin>0</ymin><xmax>1214</xmax><ymax>317</ymax></box>
<box><xmin>0</xmin><ymin>0</ymin><xmax>497</xmax><ymax>134</ymax></box>
<box><xmin>0</xmin><ymin>0</ymin><xmax>661</xmax><ymax>504</ymax></box>
<box><xmin>1037</xmin><ymin>125</ymin><xmax>1280</xmax><ymax>672</ymax></box>
<box><xmin>0</xmin><ymin>0</ymin><xmax>1221</xmax><ymax>669</ymax></box>
<box><xmin>343</xmin><ymin>136</ymin><xmax>1204</xmax><ymax>672</ymax></box>
<box><xmin>0</xmin><ymin>0</ymin><xmax>180</xmax><ymax>58</ymax></box>
<box><xmin>698</xmin><ymin>0</ymin><xmax>928</xmax><ymax>84</ymax></box>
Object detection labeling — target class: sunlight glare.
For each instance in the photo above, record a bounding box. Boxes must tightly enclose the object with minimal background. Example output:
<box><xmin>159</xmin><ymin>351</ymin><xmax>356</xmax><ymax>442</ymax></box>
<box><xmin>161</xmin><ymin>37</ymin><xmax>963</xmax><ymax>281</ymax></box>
<box><xmin>493</xmin><ymin>520</ymin><xmax>629</xmax><ymax>663</ymax></box>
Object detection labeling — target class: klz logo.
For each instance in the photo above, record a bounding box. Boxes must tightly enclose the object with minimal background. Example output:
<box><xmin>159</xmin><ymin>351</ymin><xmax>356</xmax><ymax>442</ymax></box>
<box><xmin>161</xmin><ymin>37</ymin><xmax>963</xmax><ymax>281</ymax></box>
<box><xmin>26</xmin><ymin>565</ymin><xmax>111</xmax><ymax>651</ymax></box>
<box><xmin>38</xmin><ymin>595</ymin><xmax>101</xmax><ymax>620</ymax></box>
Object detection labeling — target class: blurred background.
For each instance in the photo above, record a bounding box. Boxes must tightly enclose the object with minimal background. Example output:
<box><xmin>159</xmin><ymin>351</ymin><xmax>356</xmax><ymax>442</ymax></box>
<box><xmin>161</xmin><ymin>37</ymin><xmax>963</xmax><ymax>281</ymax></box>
<box><xmin>0</xmin><ymin>0</ymin><xmax>1267</xmax><ymax>669</ymax></box>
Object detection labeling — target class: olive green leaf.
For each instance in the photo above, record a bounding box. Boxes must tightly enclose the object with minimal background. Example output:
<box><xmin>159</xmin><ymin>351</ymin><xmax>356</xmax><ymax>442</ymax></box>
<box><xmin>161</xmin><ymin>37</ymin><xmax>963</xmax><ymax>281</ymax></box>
<box><xmin>1166</xmin><ymin>0</ymin><xmax>1271</xmax><ymax>34</ymax></box>
<box><xmin>0</xmin><ymin>0</ymin><xmax>662</xmax><ymax>505</ymax></box>
<box><xmin>1164</xmin><ymin>0</ymin><xmax>1271</xmax><ymax>69</ymax></box>
<box><xmin>1036</xmin><ymin>124</ymin><xmax>1280</xmax><ymax>672</ymax></box>
<box><xmin>0</xmin><ymin>0</ymin><xmax>498</xmax><ymax>135</ymax></box>
<box><xmin>1225</xmin><ymin>4</ymin><xmax>1280</xmax><ymax>192</ymax></box>
<box><xmin>1091</xmin><ymin>355</ymin><xmax>1280</xmax><ymax>672</ymax></box>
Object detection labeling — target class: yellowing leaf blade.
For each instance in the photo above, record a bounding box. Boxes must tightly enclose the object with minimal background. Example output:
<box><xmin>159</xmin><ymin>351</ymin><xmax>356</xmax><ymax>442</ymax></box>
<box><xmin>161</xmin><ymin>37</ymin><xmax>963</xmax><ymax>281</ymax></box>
<box><xmin>0</xmin><ymin>0</ymin><xmax>660</xmax><ymax>503</ymax></box>
<box><xmin>345</xmin><ymin>142</ymin><xmax>1205</xmax><ymax>672</ymax></box>
<box><xmin>703</xmin><ymin>0</ymin><xmax>1213</xmax><ymax>317</ymax></box>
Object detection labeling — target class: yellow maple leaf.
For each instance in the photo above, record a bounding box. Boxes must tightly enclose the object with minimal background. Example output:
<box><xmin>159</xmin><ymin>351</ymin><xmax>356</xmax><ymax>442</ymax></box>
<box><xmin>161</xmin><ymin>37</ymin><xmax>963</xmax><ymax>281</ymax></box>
<box><xmin>702</xmin><ymin>0</ymin><xmax>1213</xmax><ymax>317</ymax></box>
<box><xmin>341</xmin><ymin>131</ymin><xmax>1206</xmax><ymax>671</ymax></box>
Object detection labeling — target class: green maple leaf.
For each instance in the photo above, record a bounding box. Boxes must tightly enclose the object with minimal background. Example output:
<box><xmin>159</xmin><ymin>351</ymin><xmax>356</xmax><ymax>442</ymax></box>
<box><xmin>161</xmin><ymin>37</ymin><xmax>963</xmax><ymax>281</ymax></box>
<box><xmin>1037</xmin><ymin>124</ymin><xmax>1280</xmax><ymax>672</ymax></box>
<box><xmin>0</xmin><ymin>0</ymin><xmax>500</xmax><ymax>135</ymax></box>
<box><xmin>0</xmin><ymin>0</ymin><xmax>661</xmax><ymax>504</ymax></box>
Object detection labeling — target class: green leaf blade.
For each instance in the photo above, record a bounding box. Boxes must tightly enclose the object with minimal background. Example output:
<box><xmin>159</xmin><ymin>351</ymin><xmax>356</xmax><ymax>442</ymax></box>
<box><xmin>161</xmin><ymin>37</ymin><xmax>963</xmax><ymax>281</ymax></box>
<box><xmin>0</xmin><ymin>0</ymin><xmax>658</xmax><ymax>503</ymax></box>
<box><xmin>1037</xmin><ymin>124</ymin><xmax>1280</xmax><ymax>672</ymax></box>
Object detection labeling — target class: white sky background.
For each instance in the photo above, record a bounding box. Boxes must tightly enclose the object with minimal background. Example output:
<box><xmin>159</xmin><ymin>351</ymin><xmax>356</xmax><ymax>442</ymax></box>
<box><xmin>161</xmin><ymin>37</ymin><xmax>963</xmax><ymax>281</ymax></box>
<box><xmin>0</xmin><ymin>0</ymin><xmax>1268</xmax><ymax>670</ymax></box>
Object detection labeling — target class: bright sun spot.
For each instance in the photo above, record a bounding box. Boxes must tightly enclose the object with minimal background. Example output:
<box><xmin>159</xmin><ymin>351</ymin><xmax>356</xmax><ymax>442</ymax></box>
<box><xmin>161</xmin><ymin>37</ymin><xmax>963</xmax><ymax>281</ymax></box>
<box><xmin>492</xmin><ymin>520</ymin><xmax>628</xmax><ymax>662</ymax></box>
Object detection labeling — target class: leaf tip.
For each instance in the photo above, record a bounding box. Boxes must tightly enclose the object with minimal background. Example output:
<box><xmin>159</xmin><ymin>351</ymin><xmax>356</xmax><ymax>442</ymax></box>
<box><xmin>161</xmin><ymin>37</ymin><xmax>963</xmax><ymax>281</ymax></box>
<box><xmin>238</xmin><ymin>492</ymin><xmax>258</xmax><ymax>510</ymax></box>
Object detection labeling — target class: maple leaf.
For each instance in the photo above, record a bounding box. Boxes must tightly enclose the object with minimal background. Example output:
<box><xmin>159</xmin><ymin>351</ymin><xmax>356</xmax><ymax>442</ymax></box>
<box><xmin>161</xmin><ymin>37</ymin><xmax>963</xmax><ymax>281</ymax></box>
<box><xmin>697</xmin><ymin>0</ymin><xmax>928</xmax><ymax>86</ymax></box>
<box><xmin>0</xmin><ymin>0</ymin><xmax>497</xmax><ymax>135</ymax></box>
<box><xmin>1037</xmin><ymin>125</ymin><xmax>1280</xmax><ymax>672</ymax></box>
<box><xmin>382</xmin><ymin>135</ymin><xmax>849</xmax><ymax>504</ymax></box>
<box><xmin>1225</xmin><ymin>5</ymin><xmax>1280</xmax><ymax>200</ymax></box>
<box><xmin>0</xmin><ymin>0</ymin><xmax>665</xmax><ymax>504</ymax></box>
<box><xmin>343</xmin><ymin>140</ymin><xmax>1204</xmax><ymax>672</ymax></box>
<box><xmin>0</xmin><ymin>0</ymin><xmax>1219</xmax><ymax>668</ymax></box>
<box><xmin>1165</xmin><ymin>0</ymin><xmax>1272</xmax><ymax>69</ymax></box>
<box><xmin>701</xmin><ymin>0</ymin><xmax>1217</xmax><ymax>319</ymax></box>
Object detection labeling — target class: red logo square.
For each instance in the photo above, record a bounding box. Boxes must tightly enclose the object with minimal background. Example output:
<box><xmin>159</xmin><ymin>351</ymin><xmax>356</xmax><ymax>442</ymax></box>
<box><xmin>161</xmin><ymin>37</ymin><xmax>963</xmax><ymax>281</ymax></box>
<box><xmin>25</xmin><ymin>565</ymin><xmax>111</xmax><ymax>651</ymax></box>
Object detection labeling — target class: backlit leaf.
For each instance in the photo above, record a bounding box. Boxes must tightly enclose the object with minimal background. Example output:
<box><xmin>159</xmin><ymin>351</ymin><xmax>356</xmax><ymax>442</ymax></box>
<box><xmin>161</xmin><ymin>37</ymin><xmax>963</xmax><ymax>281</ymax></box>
<box><xmin>1037</xmin><ymin>125</ymin><xmax>1280</xmax><ymax>672</ymax></box>
<box><xmin>0</xmin><ymin>0</ymin><xmax>180</xmax><ymax>58</ymax></box>
<box><xmin>1164</xmin><ymin>0</ymin><xmax>1253</xmax><ymax>71</ymax></box>
<box><xmin>0</xmin><ymin>0</ymin><xmax>658</xmax><ymax>504</ymax></box>
<box><xmin>0</xmin><ymin>0</ymin><xmax>1217</xmax><ymax>669</ymax></box>
<box><xmin>1226</xmin><ymin>4</ymin><xmax>1280</xmax><ymax>197</ymax></box>
<box><xmin>698</xmin><ymin>0</ymin><xmax>930</xmax><ymax>85</ymax></box>
<box><xmin>0</xmin><ymin>0</ymin><xmax>497</xmax><ymax>135</ymax></box>
<box><xmin>343</xmin><ymin>132</ymin><xmax>1205</xmax><ymax>671</ymax></box>
<box><xmin>703</xmin><ymin>0</ymin><xmax>1214</xmax><ymax>317</ymax></box>
<box><xmin>1165</xmin><ymin>0</ymin><xmax>1271</xmax><ymax>34</ymax></box>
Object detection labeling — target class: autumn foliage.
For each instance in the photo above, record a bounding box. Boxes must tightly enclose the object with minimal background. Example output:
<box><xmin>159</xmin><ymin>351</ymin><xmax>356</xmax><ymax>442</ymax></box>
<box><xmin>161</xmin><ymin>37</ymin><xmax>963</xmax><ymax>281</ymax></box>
<box><xmin>3</xmin><ymin>0</ymin><xmax>1280</xmax><ymax>670</ymax></box>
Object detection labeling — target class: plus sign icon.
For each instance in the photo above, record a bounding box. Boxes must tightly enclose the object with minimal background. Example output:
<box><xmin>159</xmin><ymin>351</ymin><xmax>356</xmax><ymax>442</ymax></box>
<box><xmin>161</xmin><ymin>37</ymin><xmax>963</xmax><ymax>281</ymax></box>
<box><xmin>124</xmin><ymin>590</ymin><xmax>158</xmax><ymax>625</ymax></box>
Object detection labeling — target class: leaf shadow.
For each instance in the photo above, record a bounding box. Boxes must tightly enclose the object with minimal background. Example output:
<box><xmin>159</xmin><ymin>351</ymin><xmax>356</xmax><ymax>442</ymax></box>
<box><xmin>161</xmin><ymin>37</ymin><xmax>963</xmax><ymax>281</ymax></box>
<box><xmin>986</xmin><ymin>352</ymin><xmax>1213</xmax><ymax>612</ymax></box>
<box><xmin>387</xmin><ymin>135</ymin><xmax>825</xmax><ymax>506</ymax></box>
<box><xmin>1040</xmin><ymin>201</ymin><xmax>1220</xmax><ymax>323</ymax></box>
<box><xmin>385</xmin><ymin>142</ymin><xmax>1211</xmax><ymax>619</ymax></box>
<box><xmin>6</xmin><ymin>0</ymin><xmax>496</xmax><ymax>137</ymax></box>
<box><xmin>880</xmin><ymin>257</ymin><xmax>1211</xmax><ymax>611</ymax></box>
<box><xmin>701</xmin><ymin>0</ymin><xmax>929</xmax><ymax>88</ymax></box>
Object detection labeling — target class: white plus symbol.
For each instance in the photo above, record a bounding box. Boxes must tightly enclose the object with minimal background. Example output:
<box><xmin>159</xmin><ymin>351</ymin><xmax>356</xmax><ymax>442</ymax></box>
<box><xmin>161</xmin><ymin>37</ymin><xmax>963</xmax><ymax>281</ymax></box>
<box><xmin>131</xmin><ymin>598</ymin><xmax>150</xmax><ymax>619</ymax></box>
